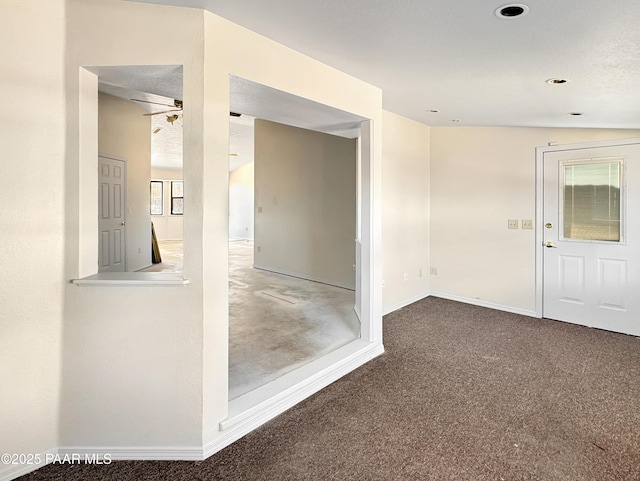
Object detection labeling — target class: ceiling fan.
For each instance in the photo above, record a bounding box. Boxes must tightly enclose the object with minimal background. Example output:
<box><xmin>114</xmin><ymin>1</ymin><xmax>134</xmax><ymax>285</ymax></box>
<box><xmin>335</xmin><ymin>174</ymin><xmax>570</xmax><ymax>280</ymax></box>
<box><xmin>130</xmin><ymin>98</ymin><xmax>183</xmax><ymax>117</ymax></box>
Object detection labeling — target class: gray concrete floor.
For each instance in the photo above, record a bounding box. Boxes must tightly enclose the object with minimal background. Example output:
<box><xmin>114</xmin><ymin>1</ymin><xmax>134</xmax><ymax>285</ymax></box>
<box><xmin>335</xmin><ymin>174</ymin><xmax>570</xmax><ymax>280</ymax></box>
<box><xmin>142</xmin><ymin>240</ymin><xmax>360</xmax><ymax>399</ymax></box>
<box><xmin>228</xmin><ymin>240</ymin><xmax>359</xmax><ymax>398</ymax></box>
<box><xmin>139</xmin><ymin>240</ymin><xmax>183</xmax><ymax>272</ymax></box>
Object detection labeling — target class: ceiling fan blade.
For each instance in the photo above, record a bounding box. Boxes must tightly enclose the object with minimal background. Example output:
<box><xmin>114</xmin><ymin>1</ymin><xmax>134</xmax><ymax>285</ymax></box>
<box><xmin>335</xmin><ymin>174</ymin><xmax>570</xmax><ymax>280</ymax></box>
<box><xmin>143</xmin><ymin>109</ymin><xmax>182</xmax><ymax>116</ymax></box>
<box><xmin>131</xmin><ymin>98</ymin><xmax>176</xmax><ymax>108</ymax></box>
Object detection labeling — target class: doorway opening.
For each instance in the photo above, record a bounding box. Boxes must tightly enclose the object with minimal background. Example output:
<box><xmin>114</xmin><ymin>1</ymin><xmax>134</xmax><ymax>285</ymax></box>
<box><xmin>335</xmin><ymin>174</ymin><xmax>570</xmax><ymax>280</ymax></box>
<box><xmin>227</xmin><ymin>76</ymin><xmax>367</xmax><ymax>403</ymax></box>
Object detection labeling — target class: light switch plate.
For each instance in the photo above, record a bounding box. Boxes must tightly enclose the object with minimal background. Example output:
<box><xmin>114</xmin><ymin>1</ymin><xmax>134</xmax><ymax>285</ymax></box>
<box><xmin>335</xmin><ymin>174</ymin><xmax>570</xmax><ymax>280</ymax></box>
<box><xmin>508</xmin><ymin>219</ymin><xmax>519</xmax><ymax>229</ymax></box>
<box><xmin>522</xmin><ymin>219</ymin><xmax>534</xmax><ymax>230</ymax></box>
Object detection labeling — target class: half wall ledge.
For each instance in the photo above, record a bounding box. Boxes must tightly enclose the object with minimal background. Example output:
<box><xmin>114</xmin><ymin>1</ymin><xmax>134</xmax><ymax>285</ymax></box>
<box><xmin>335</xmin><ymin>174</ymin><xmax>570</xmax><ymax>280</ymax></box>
<box><xmin>72</xmin><ymin>272</ymin><xmax>189</xmax><ymax>287</ymax></box>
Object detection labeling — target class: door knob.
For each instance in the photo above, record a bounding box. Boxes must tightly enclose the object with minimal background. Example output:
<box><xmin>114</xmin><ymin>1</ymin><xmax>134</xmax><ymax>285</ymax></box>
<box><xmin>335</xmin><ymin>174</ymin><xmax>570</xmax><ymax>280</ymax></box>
<box><xmin>121</xmin><ymin>221</ymin><xmax>126</xmax><ymax>226</ymax></box>
<box><xmin>544</xmin><ymin>241</ymin><xmax>557</xmax><ymax>248</ymax></box>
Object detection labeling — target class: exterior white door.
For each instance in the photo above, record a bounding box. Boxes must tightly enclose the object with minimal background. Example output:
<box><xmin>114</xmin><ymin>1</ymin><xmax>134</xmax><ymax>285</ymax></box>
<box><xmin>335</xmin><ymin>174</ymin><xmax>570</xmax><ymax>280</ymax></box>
<box><xmin>98</xmin><ymin>156</ymin><xmax>126</xmax><ymax>272</ymax></box>
<box><xmin>543</xmin><ymin>142</ymin><xmax>640</xmax><ymax>336</ymax></box>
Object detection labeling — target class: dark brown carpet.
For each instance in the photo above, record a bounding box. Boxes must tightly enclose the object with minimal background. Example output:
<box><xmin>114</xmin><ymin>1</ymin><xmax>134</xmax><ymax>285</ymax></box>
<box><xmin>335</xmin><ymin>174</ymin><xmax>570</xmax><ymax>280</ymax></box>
<box><xmin>19</xmin><ymin>297</ymin><xmax>640</xmax><ymax>480</ymax></box>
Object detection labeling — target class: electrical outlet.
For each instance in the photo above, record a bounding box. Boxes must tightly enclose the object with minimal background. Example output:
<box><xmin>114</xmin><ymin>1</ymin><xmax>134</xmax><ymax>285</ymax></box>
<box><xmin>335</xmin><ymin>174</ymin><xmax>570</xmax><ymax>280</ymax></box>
<box><xmin>419</xmin><ymin>268</ymin><xmax>423</xmax><ymax>278</ymax></box>
<box><xmin>522</xmin><ymin>219</ymin><xmax>534</xmax><ymax>230</ymax></box>
<box><xmin>508</xmin><ymin>219</ymin><xmax>519</xmax><ymax>229</ymax></box>
<box><xmin>430</xmin><ymin>267</ymin><xmax>438</xmax><ymax>275</ymax></box>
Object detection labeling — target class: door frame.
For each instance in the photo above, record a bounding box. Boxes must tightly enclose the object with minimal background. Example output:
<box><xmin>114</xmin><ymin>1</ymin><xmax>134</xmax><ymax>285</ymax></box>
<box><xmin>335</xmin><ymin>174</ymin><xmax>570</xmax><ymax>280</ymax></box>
<box><xmin>534</xmin><ymin>137</ymin><xmax>640</xmax><ymax>318</ymax></box>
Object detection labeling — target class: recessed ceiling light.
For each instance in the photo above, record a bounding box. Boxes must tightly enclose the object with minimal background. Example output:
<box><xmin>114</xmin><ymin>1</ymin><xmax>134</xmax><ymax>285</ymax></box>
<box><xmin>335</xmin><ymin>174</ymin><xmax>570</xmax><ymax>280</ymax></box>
<box><xmin>568</xmin><ymin>112</ymin><xmax>584</xmax><ymax>116</ymax></box>
<box><xmin>427</xmin><ymin>109</ymin><xmax>439</xmax><ymax>113</ymax></box>
<box><xmin>495</xmin><ymin>4</ymin><xmax>529</xmax><ymax>18</ymax></box>
<box><xmin>451</xmin><ymin>119</ymin><xmax>461</xmax><ymax>123</ymax></box>
<box><xmin>546</xmin><ymin>78</ymin><xmax>570</xmax><ymax>85</ymax></box>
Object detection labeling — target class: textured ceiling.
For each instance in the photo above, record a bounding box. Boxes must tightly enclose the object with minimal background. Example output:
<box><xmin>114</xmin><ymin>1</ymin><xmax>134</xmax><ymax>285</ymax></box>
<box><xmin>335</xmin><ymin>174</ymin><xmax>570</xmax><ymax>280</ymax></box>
<box><xmin>227</xmin><ymin>77</ymin><xmax>365</xmax><ymax>172</ymax></box>
<box><xmin>91</xmin><ymin>65</ymin><xmax>184</xmax><ymax>170</ymax></box>
<box><xmin>230</xmin><ymin>76</ymin><xmax>364</xmax><ymax>139</ymax></box>
<box><xmin>88</xmin><ymin>65</ymin><xmax>183</xmax><ymax>100</ymax></box>
<box><xmin>125</xmin><ymin>0</ymin><xmax>640</xmax><ymax>129</ymax></box>
<box><xmin>91</xmin><ymin>65</ymin><xmax>364</xmax><ymax>170</ymax></box>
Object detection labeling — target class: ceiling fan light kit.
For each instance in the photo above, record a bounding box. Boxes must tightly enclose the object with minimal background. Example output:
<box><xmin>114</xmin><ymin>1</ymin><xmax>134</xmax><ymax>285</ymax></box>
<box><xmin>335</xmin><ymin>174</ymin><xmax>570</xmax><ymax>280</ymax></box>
<box><xmin>131</xmin><ymin>97</ymin><xmax>184</xmax><ymax>117</ymax></box>
<box><xmin>166</xmin><ymin>114</ymin><xmax>182</xmax><ymax>125</ymax></box>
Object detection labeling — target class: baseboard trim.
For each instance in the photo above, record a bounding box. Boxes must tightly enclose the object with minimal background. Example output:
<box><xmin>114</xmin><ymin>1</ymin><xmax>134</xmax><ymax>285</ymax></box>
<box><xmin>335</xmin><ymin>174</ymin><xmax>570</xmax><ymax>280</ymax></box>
<box><xmin>383</xmin><ymin>290</ymin><xmax>431</xmax><ymax>316</ymax></box>
<box><xmin>56</xmin><ymin>446</ymin><xmax>203</xmax><ymax>461</ymax></box>
<box><xmin>0</xmin><ymin>448</ymin><xmax>57</xmax><ymax>481</ymax></box>
<box><xmin>253</xmin><ymin>264</ymin><xmax>355</xmax><ymax>291</ymax></box>
<box><xmin>430</xmin><ymin>291</ymin><xmax>537</xmax><ymax>318</ymax></box>
<box><xmin>205</xmin><ymin>339</ymin><xmax>384</xmax><ymax>458</ymax></box>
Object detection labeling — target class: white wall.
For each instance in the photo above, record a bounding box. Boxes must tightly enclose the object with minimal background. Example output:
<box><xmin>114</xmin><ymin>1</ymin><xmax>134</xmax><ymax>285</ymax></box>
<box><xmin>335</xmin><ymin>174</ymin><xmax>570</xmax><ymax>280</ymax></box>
<box><xmin>229</xmin><ymin>162</ymin><xmax>254</xmax><ymax>240</ymax></box>
<box><xmin>10</xmin><ymin>3</ymin><xmax>634</xmax><ymax>477</ymax></box>
<box><xmin>430</xmin><ymin>127</ymin><xmax>640</xmax><ymax>314</ymax></box>
<box><xmin>254</xmin><ymin>120</ymin><xmax>357</xmax><ymax>289</ymax></box>
<box><xmin>63</xmin><ymin>0</ymin><xmax>205</xmax><ymax>450</ymax></box>
<box><xmin>202</xmin><ymin>12</ymin><xmax>383</xmax><ymax>446</ymax></box>
<box><xmin>381</xmin><ymin>111</ymin><xmax>430</xmax><ymax>314</ymax></box>
<box><xmin>98</xmin><ymin>93</ymin><xmax>152</xmax><ymax>271</ymax></box>
<box><xmin>0</xmin><ymin>1</ymin><xmax>65</xmax><ymax>478</ymax></box>
<box><xmin>50</xmin><ymin>0</ymin><xmax>383</xmax><ymax>464</ymax></box>
<box><xmin>151</xmin><ymin>168</ymin><xmax>184</xmax><ymax>241</ymax></box>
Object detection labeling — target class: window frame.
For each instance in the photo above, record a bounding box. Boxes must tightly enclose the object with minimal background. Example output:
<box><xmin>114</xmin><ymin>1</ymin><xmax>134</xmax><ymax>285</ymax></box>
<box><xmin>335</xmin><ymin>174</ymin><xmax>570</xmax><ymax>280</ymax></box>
<box><xmin>171</xmin><ymin>180</ymin><xmax>184</xmax><ymax>215</ymax></box>
<box><xmin>150</xmin><ymin>180</ymin><xmax>164</xmax><ymax>216</ymax></box>
<box><xmin>559</xmin><ymin>158</ymin><xmax>626</xmax><ymax>244</ymax></box>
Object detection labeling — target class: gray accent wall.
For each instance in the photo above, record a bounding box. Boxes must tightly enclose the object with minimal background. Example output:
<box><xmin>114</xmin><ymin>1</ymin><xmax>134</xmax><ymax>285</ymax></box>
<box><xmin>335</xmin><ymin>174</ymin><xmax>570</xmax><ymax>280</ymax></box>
<box><xmin>254</xmin><ymin>119</ymin><xmax>356</xmax><ymax>289</ymax></box>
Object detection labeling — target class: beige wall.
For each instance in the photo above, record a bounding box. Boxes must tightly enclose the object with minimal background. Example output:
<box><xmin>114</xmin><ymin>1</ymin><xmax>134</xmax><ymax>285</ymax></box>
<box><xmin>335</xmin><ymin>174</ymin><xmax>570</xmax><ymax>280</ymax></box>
<box><xmin>229</xmin><ymin>162</ymin><xmax>254</xmax><ymax>240</ymax></box>
<box><xmin>8</xmin><ymin>0</ymin><xmax>637</xmax><ymax>474</ymax></box>
<box><xmin>381</xmin><ymin>111</ymin><xmax>431</xmax><ymax>313</ymax></box>
<box><xmin>63</xmin><ymin>0</ymin><xmax>205</xmax><ymax>450</ymax></box>
<box><xmin>0</xmin><ymin>0</ymin><xmax>65</xmax><ymax>477</ymax></box>
<box><xmin>202</xmin><ymin>13</ymin><xmax>382</xmax><ymax>446</ymax></box>
<box><xmin>43</xmin><ymin>0</ymin><xmax>384</xmax><ymax>461</ymax></box>
<box><xmin>151</xmin><ymin>168</ymin><xmax>184</xmax><ymax>241</ymax></box>
<box><xmin>254</xmin><ymin>120</ymin><xmax>357</xmax><ymax>289</ymax></box>
<box><xmin>430</xmin><ymin>127</ymin><xmax>640</xmax><ymax>314</ymax></box>
<box><xmin>98</xmin><ymin>93</ymin><xmax>152</xmax><ymax>271</ymax></box>
<box><xmin>6</xmin><ymin>0</ymin><xmax>636</xmax><ymax>474</ymax></box>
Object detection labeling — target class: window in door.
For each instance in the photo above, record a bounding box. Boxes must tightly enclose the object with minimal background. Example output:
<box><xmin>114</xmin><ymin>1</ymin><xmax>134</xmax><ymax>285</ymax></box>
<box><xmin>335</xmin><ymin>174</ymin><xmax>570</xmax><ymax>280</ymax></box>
<box><xmin>561</xmin><ymin>159</ymin><xmax>624</xmax><ymax>242</ymax></box>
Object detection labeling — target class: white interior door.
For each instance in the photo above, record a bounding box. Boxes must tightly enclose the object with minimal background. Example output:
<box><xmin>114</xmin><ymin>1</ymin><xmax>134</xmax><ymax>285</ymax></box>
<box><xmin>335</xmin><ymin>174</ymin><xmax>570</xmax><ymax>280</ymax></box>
<box><xmin>543</xmin><ymin>142</ymin><xmax>640</xmax><ymax>336</ymax></box>
<box><xmin>98</xmin><ymin>156</ymin><xmax>126</xmax><ymax>272</ymax></box>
